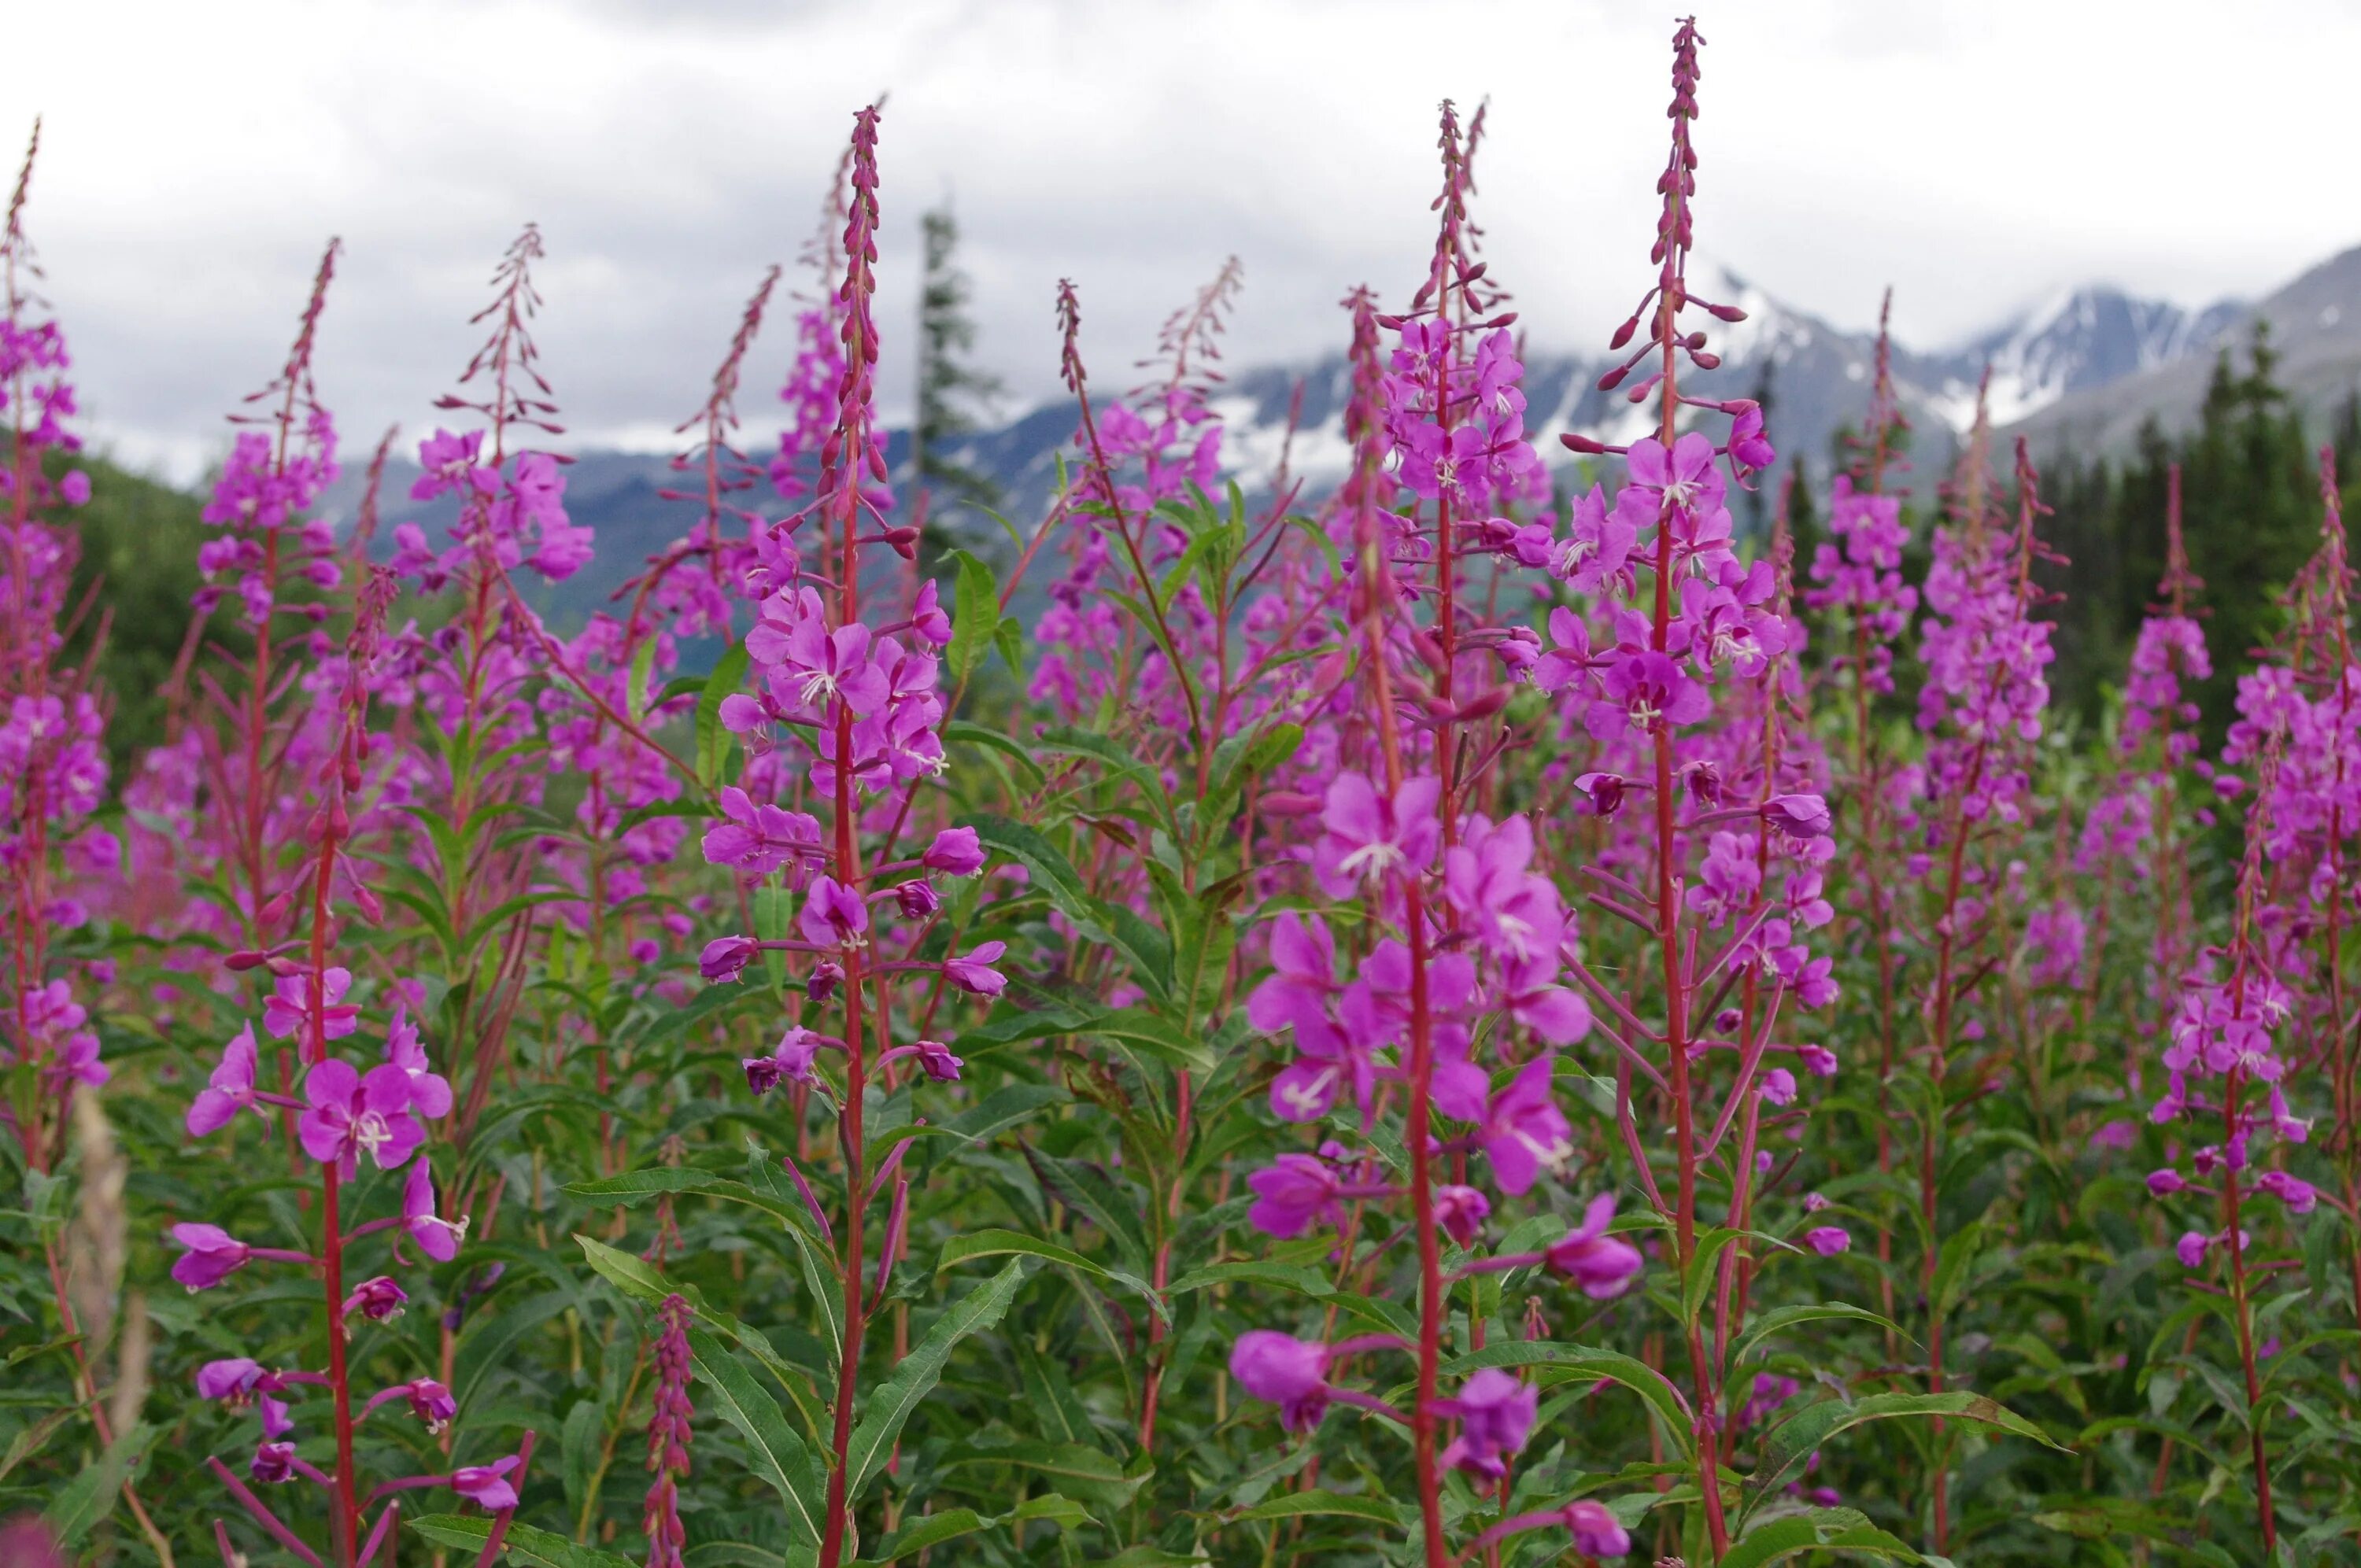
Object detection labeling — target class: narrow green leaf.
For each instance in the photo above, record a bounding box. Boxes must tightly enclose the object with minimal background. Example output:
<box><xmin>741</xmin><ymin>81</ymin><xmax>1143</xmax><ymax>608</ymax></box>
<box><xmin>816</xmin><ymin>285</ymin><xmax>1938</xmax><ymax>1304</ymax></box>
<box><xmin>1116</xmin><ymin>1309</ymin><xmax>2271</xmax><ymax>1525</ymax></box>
<box><xmin>845</xmin><ymin>1258</ymin><xmax>1030</xmax><ymax>1496</ymax></box>
<box><xmin>42</xmin><ymin>1421</ymin><xmax>150</xmax><ymax>1546</ymax></box>
<box><xmin>1229</xmin><ymin>1490</ymin><xmax>1402</xmax><ymax>1527</ymax></box>
<box><xmin>686</xmin><ymin>1329</ymin><xmax>826</xmax><ymax>1547</ymax></box>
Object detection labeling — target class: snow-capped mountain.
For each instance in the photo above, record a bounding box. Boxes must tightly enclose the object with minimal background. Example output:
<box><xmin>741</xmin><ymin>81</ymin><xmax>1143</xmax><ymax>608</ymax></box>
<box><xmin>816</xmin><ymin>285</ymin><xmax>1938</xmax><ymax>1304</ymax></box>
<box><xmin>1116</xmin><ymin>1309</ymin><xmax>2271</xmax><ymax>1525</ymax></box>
<box><xmin>334</xmin><ymin>245</ymin><xmax>2361</xmax><ymax>624</ymax></box>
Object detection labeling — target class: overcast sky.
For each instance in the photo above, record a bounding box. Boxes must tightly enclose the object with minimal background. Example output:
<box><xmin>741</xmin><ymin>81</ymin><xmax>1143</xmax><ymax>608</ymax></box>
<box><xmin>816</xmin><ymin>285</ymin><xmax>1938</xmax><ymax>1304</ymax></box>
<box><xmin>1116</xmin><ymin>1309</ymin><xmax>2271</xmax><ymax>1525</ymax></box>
<box><xmin>8</xmin><ymin>0</ymin><xmax>2358</xmax><ymax>483</ymax></box>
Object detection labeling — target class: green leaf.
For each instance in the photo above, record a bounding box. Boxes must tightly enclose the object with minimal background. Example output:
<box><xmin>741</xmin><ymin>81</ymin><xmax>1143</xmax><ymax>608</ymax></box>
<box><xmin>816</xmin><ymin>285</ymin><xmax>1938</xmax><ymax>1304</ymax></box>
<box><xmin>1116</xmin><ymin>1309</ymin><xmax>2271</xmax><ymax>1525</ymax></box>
<box><xmin>1931</xmin><ymin>1219</ymin><xmax>1986</xmax><ymax>1321</ymax></box>
<box><xmin>936</xmin><ymin>1227</ymin><xmax>1160</xmax><ymax>1306</ymax></box>
<box><xmin>1717</xmin><ymin>1509</ymin><xmax>1927</xmax><ymax>1568</ymax></box>
<box><xmin>406</xmin><ymin>1515</ymin><xmax>648</xmax><ymax>1568</ymax></box>
<box><xmin>1733</xmin><ymin>1303</ymin><xmax>1912</xmax><ymax>1367</ymax></box>
<box><xmin>572</xmin><ymin>1235</ymin><xmax>808</xmax><ymax>1393</ymax></box>
<box><xmin>695</xmin><ymin>642</ymin><xmax>750</xmax><ymax>788</ymax></box>
<box><xmin>1437</xmin><ymin>1341</ymin><xmax>1692</xmax><ymax>1456</ymax></box>
<box><xmin>850</xmin><ymin>1509</ymin><xmax>988</xmax><ymax>1566</ymax></box>
<box><xmin>686</xmin><ymin>1329</ymin><xmax>828</xmax><ymax>1548</ymax></box>
<box><xmin>1166</xmin><ymin>1260</ymin><xmax>1334</xmax><ymax>1298</ymax></box>
<box><xmin>1744</xmin><ymin>1392</ymin><xmax>2066</xmax><ymax>1520</ymax></box>
<box><xmin>845</xmin><ymin>1257</ymin><xmax>1031</xmax><ymax>1496</ymax></box>
<box><xmin>946</xmin><ymin>549</ymin><xmax>999</xmax><ymax>682</ymax></box>
<box><xmin>1229</xmin><ymin>1490</ymin><xmax>1402</xmax><ymax>1527</ymax></box>
<box><xmin>1086</xmin><ymin>1006</ymin><xmax>1214</xmax><ymax>1073</ymax></box>
<box><xmin>42</xmin><ymin>1420</ymin><xmax>150</xmax><ymax>1546</ymax></box>
<box><xmin>1681</xmin><ymin>1227</ymin><xmax>1746</xmax><ymax>1329</ymax></box>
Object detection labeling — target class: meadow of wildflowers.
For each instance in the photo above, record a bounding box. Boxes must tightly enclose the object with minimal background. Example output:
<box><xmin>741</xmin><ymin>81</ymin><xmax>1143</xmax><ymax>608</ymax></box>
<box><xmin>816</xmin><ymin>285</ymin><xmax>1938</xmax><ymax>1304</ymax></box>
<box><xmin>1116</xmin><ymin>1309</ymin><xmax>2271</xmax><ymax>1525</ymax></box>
<box><xmin>12</xmin><ymin>18</ymin><xmax>2361</xmax><ymax>1568</ymax></box>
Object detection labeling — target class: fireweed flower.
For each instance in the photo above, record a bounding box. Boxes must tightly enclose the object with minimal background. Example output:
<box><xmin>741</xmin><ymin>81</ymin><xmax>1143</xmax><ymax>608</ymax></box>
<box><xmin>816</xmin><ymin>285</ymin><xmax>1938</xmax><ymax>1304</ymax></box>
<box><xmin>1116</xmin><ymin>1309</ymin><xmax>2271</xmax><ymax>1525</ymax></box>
<box><xmin>1310</xmin><ymin>772</ymin><xmax>1439</xmax><ymax>899</ymax></box>
<box><xmin>451</xmin><ymin>1455</ymin><xmax>523</xmax><ymax>1511</ymax></box>
<box><xmin>944</xmin><ymin>941</ymin><xmax>1007</xmax><ymax>996</ymax></box>
<box><xmin>186</xmin><ymin>1021</ymin><xmax>264</xmax><ymax>1136</ymax></box>
<box><xmin>343</xmin><ymin>1275</ymin><xmax>409</xmax><ymax>1321</ymax></box>
<box><xmin>1435</xmin><ymin>1369</ymin><xmax>1537</xmax><ymax>1481</ymax></box>
<box><xmin>168</xmin><ymin>1223</ymin><xmax>253</xmax><ymax>1292</ymax></box>
<box><xmin>261</xmin><ymin>965</ymin><xmax>361</xmax><ymax>1045</ymax></box>
<box><xmin>404</xmin><ymin>1158</ymin><xmax>468</xmax><ymax>1262</ymax></box>
<box><xmin>1229</xmin><ymin>1331</ymin><xmax>1331</xmax><ymax>1434</ymax></box>
<box><xmin>297</xmin><ymin>1058</ymin><xmax>424</xmax><ymax>1178</ymax></box>
<box><xmin>1545</xmin><ymin>1194</ymin><xmax>1644</xmax><ymax>1299</ymax></box>
<box><xmin>1247</xmin><ymin>1152</ymin><xmax>1344</xmax><ymax>1240</ymax></box>
<box><xmin>743</xmin><ymin>1026</ymin><xmax>822</xmax><ymax>1094</ymax></box>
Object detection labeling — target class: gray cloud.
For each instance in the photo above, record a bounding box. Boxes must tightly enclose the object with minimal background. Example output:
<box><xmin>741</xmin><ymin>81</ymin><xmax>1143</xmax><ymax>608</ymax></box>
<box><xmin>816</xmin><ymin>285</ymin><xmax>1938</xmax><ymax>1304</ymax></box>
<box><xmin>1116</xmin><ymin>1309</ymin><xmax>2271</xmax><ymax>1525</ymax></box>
<box><xmin>8</xmin><ymin>0</ymin><xmax>2355</xmax><ymax>482</ymax></box>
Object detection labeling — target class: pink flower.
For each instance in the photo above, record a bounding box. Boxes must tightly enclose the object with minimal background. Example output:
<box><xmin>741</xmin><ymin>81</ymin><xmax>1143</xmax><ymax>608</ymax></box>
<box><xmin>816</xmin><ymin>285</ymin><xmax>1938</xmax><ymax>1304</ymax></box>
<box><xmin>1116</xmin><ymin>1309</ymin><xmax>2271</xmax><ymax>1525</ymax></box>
<box><xmin>261</xmin><ymin>967</ymin><xmax>360</xmax><ymax>1044</ymax></box>
<box><xmin>1435</xmin><ymin>1184</ymin><xmax>1491</xmax><ymax>1247</ymax></box>
<box><xmin>1478</xmin><ymin>1057</ymin><xmax>1572</xmax><ymax>1197</ymax></box>
<box><xmin>911</xmin><ymin>1039</ymin><xmax>962</xmax><ymax>1083</ymax></box>
<box><xmin>1546</xmin><ymin>1194</ymin><xmax>1643</xmax><ymax>1298</ymax></box>
<box><xmin>343</xmin><ymin>1275</ymin><xmax>409</xmax><ymax>1321</ymax></box>
<box><xmin>384</xmin><ymin>1004</ymin><xmax>453</xmax><ymax>1119</ymax></box>
<box><xmin>452</xmin><ymin>1454</ymin><xmax>522</xmax><ymax>1511</ymax></box>
<box><xmin>169</xmin><ymin>1223</ymin><xmax>252</xmax><ymax>1292</ymax></box>
<box><xmin>297</xmin><ymin>1059</ymin><xmax>425</xmax><ymax>1178</ymax></box>
<box><xmin>1229</xmin><ymin>1332</ymin><xmax>1330</xmax><ymax>1433</ymax></box>
<box><xmin>744</xmin><ymin>1028</ymin><xmax>822</xmax><ymax>1094</ymax></box>
<box><xmin>1247</xmin><ymin>1153</ymin><xmax>1343</xmax><ymax>1240</ymax></box>
<box><xmin>699</xmin><ymin>937</ymin><xmax>757</xmax><ymax>983</ymax></box>
<box><xmin>1586</xmin><ymin>651</ymin><xmax>1709</xmax><ymax>740</ymax></box>
<box><xmin>798</xmin><ymin>876</ymin><xmax>869</xmax><ymax>949</ymax></box>
<box><xmin>1762</xmin><ymin>793</ymin><xmax>1833</xmax><ymax>839</ymax></box>
<box><xmin>944</xmin><ymin>942</ymin><xmax>1007</xmax><ymax>997</ymax></box>
<box><xmin>405</xmin><ymin>1159</ymin><xmax>467</xmax><ymax>1263</ymax></box>
<box><xmin>1563</xmin><ymin>1499</ymin><xmax>1631</xmax><ymax>1557</ymax></box>
<box><xmin>922</xmin><ymin>826</ymin><xmax>985</xmax><ymax>876</ymax></box>
<box><xmin>187</xmin><ymin>1023</ymin><xmax>264</xmax><ymax>1137</ymax></box>
<box><xmin>701</xmin><ymin>787</ymin><xmax>822</xmax><ymax>876</ymax></box>
<box><xmin>1311</xmin><ymin>773</ymin><xmax>1440</xmax><ymax>899</ymax></box>
<box><xmin>1437</xmin><ymin>1368</ymin><xmax>1536</xmax><ymax>1480</ymax></box>
<box><xmin>1804</xmin><ymin>1226</ymin><xmax>1850</xmax><ymax>1256</ymax></box>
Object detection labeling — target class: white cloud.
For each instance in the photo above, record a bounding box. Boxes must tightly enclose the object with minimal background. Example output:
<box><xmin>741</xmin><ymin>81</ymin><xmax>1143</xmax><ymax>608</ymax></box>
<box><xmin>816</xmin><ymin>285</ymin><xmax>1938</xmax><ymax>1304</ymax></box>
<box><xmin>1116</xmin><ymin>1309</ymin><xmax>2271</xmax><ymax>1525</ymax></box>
<box><xmin>6</xmin><ymin>0</ymin><xmax>2352</xmax><ymax>482</ymax></box>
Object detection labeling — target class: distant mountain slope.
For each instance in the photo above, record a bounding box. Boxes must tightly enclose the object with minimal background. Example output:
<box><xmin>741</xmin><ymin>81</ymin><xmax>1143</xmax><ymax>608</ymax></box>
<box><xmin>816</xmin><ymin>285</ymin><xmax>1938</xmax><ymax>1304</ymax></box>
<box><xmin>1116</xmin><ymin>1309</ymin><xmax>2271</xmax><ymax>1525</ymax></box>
<box><xmin>327</xmin><ymin>245</ymin><xmax>2361</xmax><ymax>624</ymax></box>
<box><xmin>2007</xmin><ymin>245</ymin><xmax>2361</xmax><ymax>458</ymax></box>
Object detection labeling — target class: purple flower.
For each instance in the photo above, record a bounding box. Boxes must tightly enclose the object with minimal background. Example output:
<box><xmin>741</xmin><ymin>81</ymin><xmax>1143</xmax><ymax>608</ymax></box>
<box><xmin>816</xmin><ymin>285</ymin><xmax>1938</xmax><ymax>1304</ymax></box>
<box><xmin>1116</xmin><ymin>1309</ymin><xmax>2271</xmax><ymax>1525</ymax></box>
<box><xmin>1247</xmin><ymin>1153</ymin><xmax>1343</xmax><ymax>1240</ymax></box>
<box><xmin>1311</xmin><ymin>773</ymin><xmax>1441</xmax><ymax>899</ymax></box>
<box><xmin>1804</xmin><ymin>1226</ymin><xmax>1850</xmax><ymax>1257</ymax></box>
<box><xmin>2176</xmin><ymin>1230</ymin><xmax>2210</xmax><ymax>1268</ymax></box>
<box><xmin>1229</xmin><ymin>1331</ymin><xmax>1330</xmax><ymax>1433</ymax></box>
<box><xmin>195</xmin><ymin>1358</ymin><xmax>268</xmax><ymax>1403</ymax></box>
<box><xmin>1546</xmin><ymin>1194</ymin><xmax>1643</xmax><ymax>1299</ymax></box>
<box><xmin>384</xmin><ymin>1004</ymin><xmax>453</xmax><ymax>1120</ymax></box>
<box><xmin>701</xmin><ymin>787</ymin><xmax>822</xmax><ymax>876</ymax></box>
<box><xmin>2146</xmin><ymin>1168</ymin><xmax>2186</xmax><ymax>1197</ymax></box>
<box><xmin>402</xmin><ymin>1378</ymin><xmax>456</xmax><ymax>1432</ymax></box>
<box><xmin>944</xmin><ymin>941</ymin><xmax>1008</xmax><ymax>997</ymax></box>
<box><xmin>1586</xmin><ymin>650</ymin><xmax>1709</xmax><ymax>740</ymax></box>
<box><xmin>297</xmin><ymin>1059</ymin><xmax>425</xmax><ymax>1178</ymax></box>
<box><xmin>2256</xmin><ymin>1171</ymin><xmax>2318</xmax><ymax>1214</ymax></box>
<box><xmin>807</xmin><ymin>960</ymin><xmax>845</xmax><ymax>1002</ymax></box>
<box><xmin>261</xmin><ymin>966</ymin><xmax>360</xmax><ymax>1043</ymax></box>
<box><xmin>1435</xmin><ymin>1184</ymin><xmax>1490</xmax><ymax>1247</ymax></box>
<box><xmin>61</xmin><ymin>470</ymin><xmax>91</xmax><ymax>506</ymax></box>
<box><xmin>405</xmin><ymin>1159</ymin><xmax>468</xmax><ymax>1263</ymax></box>
<box><xmin>1248</xmin><ymin>912</ymin><xmax>1339</xmax><ymax>1046</ymax></box>
<box><xmin>1478</xmin><ymin>1057</ymin><xmax>1572</xmax><ymax>1197</ymax></box>
<box><xmin>187</xmin><ymin>1022</ymin><xmax>263</xmax><ymax>1137</ymax></box>
<box><xmin>1572</xmin><ymin>771</ymin><xmax>1628</xmax><ymax>817</ymax></box>
<box><xmin>413</xmin><ymin>429</ymin><xmax>497</xmax><ymax>502</ymax></box>
<box><xmin>896</xmin><ymin>880</ymin><xmax>940</xmax><ymax>920</ymax></box>
<box><xmin>1762</xmin><ymin>792</ymin><xmax>1833</xmax><ymax>839</ymax></box>
<box><xmin>251</xmin><ymin>1441</ymin><xmax>298</xmax><ymax>1484</ymax></box>
<box><xmin>699</xmin><ymin>937</ymin><xmax>757</xmax><ymax>983</ymax></box>
<box><xmin>1563</xmin><ymin>1499</ymin><xmax>1631</xmax><ymax>1558</ymax></box>
<box><xmin>911</xmin><ymin>1039</ymin><xmax>962</xmax><ymax>1083</ymax></box>
<box><xmin>744</xmin><ymin>1028</ymin><xmax>822</xmax><ymax>1094</ymax></box>
<box><xmin>922</xmin><ymin>826</ymin><xmax>985</xmax><ymax>876</ymax></box>
<box><xmin>168</xmin><ymin>1223</ymin><xmax>251</xmax><ymax>1292</ymax></box>
<box><xmin>452</xmin><ymin>1454</ymin><xmax>522</xmax><ymax>1511</ymax></box>
<box><xmin>1437</xmin><ymin>1369</ymin><xmax>1536</xmax><ymax>1480</ymax></box>
<box><xmin>748</xmin><ymin>587</ymin><xmax>888</xmax><ymax>721</ymax></box>
<box><xmin>344</xmin><ymin>1275</ymin><xmax>409</xmax><ymax>1321</ymax></box>
<box><xmin>798</xmin><ymin>876</ymin><xmax>869</xmax><ymax>950</ymax></box>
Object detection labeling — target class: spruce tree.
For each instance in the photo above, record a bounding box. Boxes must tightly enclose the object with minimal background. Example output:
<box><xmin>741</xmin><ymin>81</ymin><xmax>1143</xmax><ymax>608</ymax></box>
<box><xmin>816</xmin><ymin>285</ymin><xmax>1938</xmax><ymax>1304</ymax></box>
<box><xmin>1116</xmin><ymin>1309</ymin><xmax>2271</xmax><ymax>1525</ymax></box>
<box><xmin>910</xmin><ymin>202</ymin><xmax>1003</xmax><ymax>572</ymax></box>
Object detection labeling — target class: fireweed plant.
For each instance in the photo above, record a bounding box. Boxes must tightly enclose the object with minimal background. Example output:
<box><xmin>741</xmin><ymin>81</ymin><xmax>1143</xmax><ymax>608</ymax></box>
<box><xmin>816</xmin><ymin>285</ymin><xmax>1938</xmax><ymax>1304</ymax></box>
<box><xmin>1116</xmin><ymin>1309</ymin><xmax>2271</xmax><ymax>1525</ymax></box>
<box><xmin>20</xmin><ymin>18</ymin><xmax>2361</xmax><ymax>1568</ymax></box>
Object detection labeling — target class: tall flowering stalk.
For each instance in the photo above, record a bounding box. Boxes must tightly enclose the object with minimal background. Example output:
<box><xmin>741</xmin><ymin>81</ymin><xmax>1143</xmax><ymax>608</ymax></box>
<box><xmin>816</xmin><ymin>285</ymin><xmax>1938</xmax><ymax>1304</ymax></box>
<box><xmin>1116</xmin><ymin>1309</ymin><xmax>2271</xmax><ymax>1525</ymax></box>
<box><xmin>1904</xmin><ymin>429</ymin><xmax>2057</xmax><ymax>1547</ymax></box>
<box><xmin>175</xmin><ymin>562</ymin><xmax>533</xmax><ymax>1567</ymax></box>
<box><xmin>693</xmin><ymin>105</ymin><xmax>995</xmax><ymax>1567</ymax></box>
<box><xmin>1228</xmin><ymin>97</ymin><xmax>1636</xmax><ymax>1568</ymax></box>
